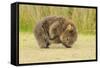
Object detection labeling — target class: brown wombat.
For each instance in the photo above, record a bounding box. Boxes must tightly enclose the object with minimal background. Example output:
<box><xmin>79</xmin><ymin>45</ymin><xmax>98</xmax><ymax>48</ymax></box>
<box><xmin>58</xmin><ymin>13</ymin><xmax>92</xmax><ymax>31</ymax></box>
<box><xmin>34</xmin><ymin>16</ymin><xmax>77</xmax><ymax>48</ymax></box>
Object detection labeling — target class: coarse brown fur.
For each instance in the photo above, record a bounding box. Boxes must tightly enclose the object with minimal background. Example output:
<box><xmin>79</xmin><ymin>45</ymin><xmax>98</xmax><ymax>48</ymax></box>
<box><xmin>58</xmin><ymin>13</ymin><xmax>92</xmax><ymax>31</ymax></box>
<box><xmin>34</xmin><ymin>16</ymin><xmax>77</xmax><ymax>48</ymax></box>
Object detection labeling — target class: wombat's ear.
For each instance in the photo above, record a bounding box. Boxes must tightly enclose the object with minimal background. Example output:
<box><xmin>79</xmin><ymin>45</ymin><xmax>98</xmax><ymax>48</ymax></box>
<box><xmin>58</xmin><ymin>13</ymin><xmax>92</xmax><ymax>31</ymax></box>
<box><xmin>66</xmin><ymin>24</ymin><xmax>73</xmax><ymax>31</ymax></box>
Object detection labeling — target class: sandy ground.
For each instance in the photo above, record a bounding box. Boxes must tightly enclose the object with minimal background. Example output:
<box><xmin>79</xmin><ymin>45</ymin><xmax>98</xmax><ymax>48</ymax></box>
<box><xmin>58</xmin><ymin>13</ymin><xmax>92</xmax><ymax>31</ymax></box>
<box><xmin>19</xmin><ymin>32</ymin><xmax>96</xmax><ymax>64</ymax></box>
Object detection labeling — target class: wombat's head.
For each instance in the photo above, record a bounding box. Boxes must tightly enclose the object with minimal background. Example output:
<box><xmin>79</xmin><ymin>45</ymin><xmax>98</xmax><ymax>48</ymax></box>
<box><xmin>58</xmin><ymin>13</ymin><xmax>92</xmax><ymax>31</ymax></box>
<box><xmin>60</xmin><ymin>24</ymin><xmax>77</xmax><ymax>48</ymax></box>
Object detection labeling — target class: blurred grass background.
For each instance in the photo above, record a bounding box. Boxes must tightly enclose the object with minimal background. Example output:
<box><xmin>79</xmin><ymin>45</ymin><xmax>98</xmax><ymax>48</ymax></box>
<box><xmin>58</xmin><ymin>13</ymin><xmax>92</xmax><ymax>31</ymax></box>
<box><xmin>19</xmin><ymin>5</ymin><xmax>96</xmax><ymax>34</ymax></box>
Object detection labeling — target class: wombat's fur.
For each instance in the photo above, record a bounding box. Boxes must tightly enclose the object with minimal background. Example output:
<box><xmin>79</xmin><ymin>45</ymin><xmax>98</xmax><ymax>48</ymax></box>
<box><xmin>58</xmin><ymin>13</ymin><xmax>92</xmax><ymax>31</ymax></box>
<box><xmin>34</xmin><ymin>16</ymin><xmax>77</xmax><ymax>48</ymax></box>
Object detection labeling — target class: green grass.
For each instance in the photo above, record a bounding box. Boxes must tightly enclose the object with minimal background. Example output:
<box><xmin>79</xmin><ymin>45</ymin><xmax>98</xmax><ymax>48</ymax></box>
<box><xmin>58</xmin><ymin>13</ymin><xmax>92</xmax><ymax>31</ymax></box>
<box><xmin>19</xmin><ymin>32</ymin><xmax>96</xmax><ymax>64</ymax></box>
<box><xmin>19</xmin><ymin>5</ymin><xmax>96</xmax><ymax>34</ymax></box>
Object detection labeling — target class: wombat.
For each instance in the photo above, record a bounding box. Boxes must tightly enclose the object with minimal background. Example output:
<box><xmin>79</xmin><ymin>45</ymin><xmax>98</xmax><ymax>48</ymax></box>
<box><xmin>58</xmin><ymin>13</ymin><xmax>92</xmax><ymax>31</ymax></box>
<box><xmin>34</xmin><ymin>16</ymin><xmax>77</xmax><ymax>48</ymax></box>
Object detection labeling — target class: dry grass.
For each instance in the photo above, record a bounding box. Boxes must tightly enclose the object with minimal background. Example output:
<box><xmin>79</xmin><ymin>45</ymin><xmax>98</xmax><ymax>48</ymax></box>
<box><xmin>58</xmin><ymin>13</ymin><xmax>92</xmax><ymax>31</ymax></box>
<box><xmin>19</xmin><ymin>32</ymin><xmax>96</xmax><ymax>64</ymax></box>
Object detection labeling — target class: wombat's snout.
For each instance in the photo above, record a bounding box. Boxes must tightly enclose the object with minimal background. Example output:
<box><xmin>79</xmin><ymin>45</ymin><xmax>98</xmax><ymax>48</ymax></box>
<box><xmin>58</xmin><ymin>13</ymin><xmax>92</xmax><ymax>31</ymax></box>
<box><xmin>61</xmin><ymin>41</ymin><xmax>72</xmax><ymax>48</ymax></box>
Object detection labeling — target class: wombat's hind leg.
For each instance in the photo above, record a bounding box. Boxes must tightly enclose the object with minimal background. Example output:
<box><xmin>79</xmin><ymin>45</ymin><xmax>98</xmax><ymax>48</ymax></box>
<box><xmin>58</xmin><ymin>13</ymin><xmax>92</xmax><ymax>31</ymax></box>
<box><xmin>37</xmin><ymin>38</ymin><xmax>47</xmax><ymax>48</ymax></box>
<box><xmin>36</xmin><ymin>37</ymin><xmax>50</xmax><ymax>48</ymax></box>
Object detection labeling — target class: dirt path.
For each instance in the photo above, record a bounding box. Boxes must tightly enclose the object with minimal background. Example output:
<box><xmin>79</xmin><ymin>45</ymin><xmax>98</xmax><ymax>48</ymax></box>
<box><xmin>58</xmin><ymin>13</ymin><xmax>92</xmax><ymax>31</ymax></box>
<box><xmin>19</xmin><ymin>32</ymin><xmax>96</xmax><ymax>64</ymax></box>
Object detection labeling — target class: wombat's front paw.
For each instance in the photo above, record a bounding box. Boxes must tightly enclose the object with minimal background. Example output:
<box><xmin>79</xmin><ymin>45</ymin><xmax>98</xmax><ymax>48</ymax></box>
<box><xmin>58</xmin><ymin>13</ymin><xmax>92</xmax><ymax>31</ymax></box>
<box><xmin>64</xmin><ymin>45</ymin><xmax>72</xmax><ymax>48</ymax></box>
<box><xmin>62</xmin><ymin>43</ymin><xmax>72</xmax><ymax>48</ymax></box>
